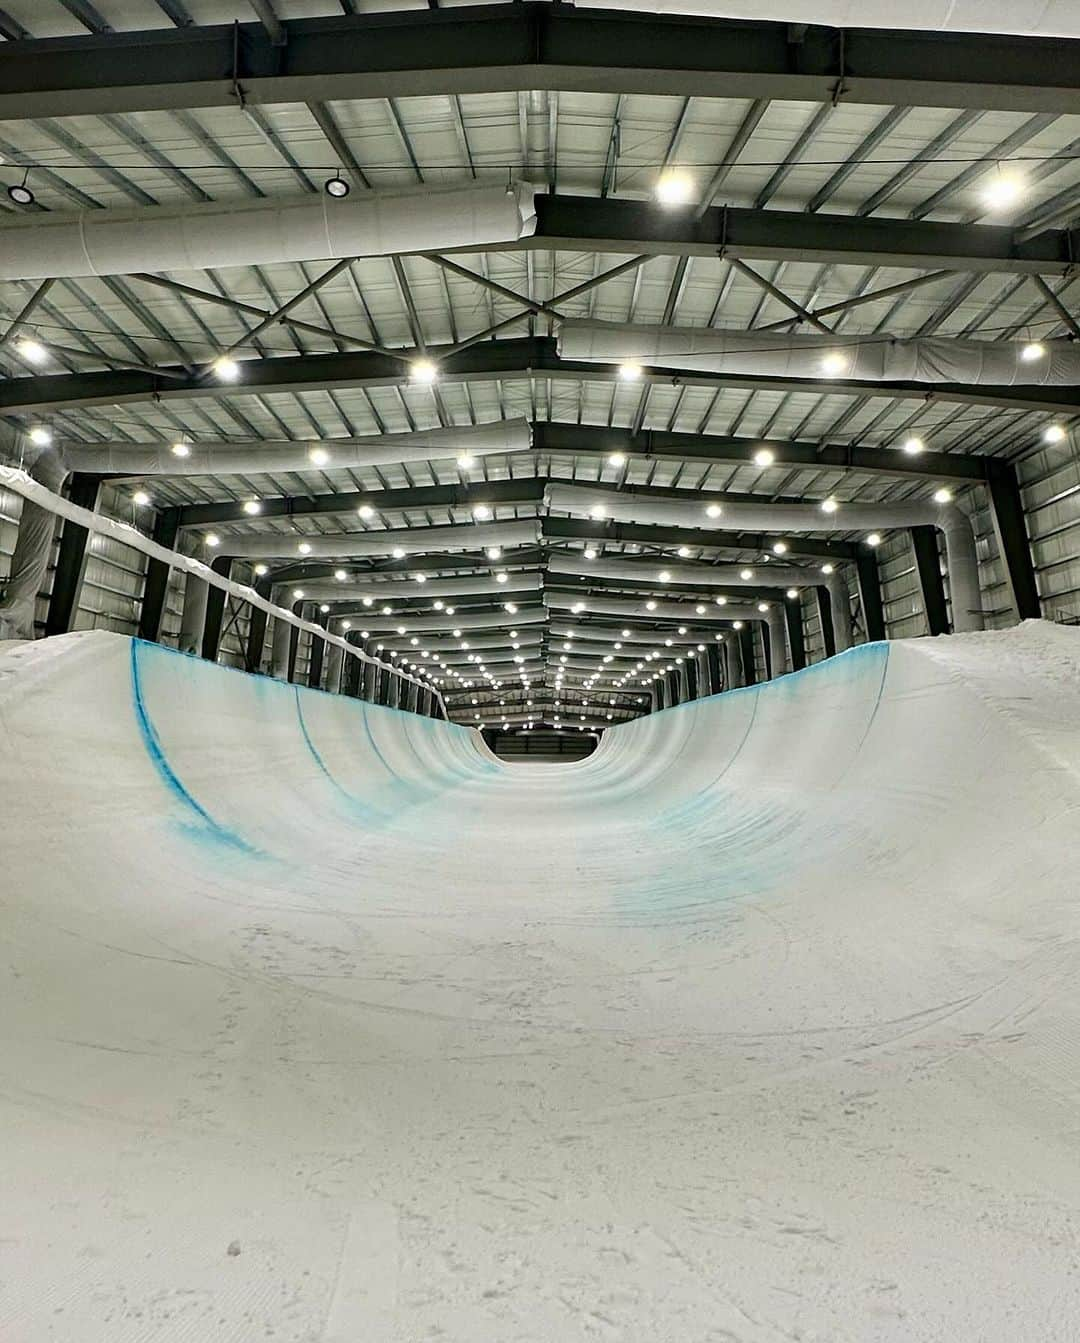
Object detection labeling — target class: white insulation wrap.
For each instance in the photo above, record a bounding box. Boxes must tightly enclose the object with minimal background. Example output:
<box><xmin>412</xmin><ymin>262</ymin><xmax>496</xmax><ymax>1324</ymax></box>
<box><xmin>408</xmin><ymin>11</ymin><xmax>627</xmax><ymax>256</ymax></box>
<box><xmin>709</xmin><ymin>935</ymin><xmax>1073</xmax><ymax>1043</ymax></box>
<box><xmin>217</xmin><ymin>519</ymin><xmax>541</xmax><ymax>560</ymax></box>
<box><xmin>0</xmin><ymin>182</ymin><xmax>537</xmax><ymax>282</ymax></box>
<box><xmin>546</xmin><ymin>482</ymin><xmax>984</xmax><ymax>632</ymax></box>
<box><xmin>572</xmin><ymin>0</ymin><xmax>1080</xmax><ymax>36</ymax></box>
<box><xmin>354</xmin><ymin>606</ymin><xmax>548</xmax><ymax>634</ymax></box>
<box><xmin>558</xmin><ymin>321</ymin><xmax>1080</xmax><ymax>387</ymax></box>
<box><xmin>59</xmin><ymin>419</ymin><xmax>533</xmax><ymax>477</ymax></box>
<box><xmin>298</xmin><ymin>572</ymin><xmax>542</xmax><ymax>603</ymax></box>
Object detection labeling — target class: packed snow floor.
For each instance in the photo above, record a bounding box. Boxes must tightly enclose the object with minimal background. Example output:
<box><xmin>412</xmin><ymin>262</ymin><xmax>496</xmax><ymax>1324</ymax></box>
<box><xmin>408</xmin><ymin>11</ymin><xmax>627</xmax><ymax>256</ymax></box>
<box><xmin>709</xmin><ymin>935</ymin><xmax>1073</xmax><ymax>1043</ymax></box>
<box><xmin>2</xmin><ymin>622</ymin><xmax>1080</xmax><ymax>1341</ymax></box>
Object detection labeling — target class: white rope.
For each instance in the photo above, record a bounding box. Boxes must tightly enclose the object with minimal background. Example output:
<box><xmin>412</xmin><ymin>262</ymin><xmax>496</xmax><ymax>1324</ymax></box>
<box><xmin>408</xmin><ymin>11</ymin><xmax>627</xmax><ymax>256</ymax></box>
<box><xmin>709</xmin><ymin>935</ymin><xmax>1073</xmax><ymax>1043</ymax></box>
<box><xmin>0</xmin><ymin>465</ymin><xmax>446</xmax><ymax>717</ymax></box>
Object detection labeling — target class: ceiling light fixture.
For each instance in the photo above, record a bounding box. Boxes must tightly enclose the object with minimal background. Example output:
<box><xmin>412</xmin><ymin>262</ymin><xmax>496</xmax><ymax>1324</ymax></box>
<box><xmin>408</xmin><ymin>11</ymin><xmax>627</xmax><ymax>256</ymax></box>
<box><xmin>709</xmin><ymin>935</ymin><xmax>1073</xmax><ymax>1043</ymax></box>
<box><xmin>411</xmin><ymin>358</ymin><xmax>439</xmax><ymax>384</ymax></box>
<box><xmin>16</xmin><ymin>337</ymin><xmax>47</xmax><ymax>365</ymax></box>
<box><xmin>1044</xmin><ymin>423</ymin><xmax>1067</xmax><ymax>444</ymax></box>
<box><xmin>655</xmin><ymin>170</ymin><xmax>693</xmax><ymax>206</ymax></box>
<box><xmin>171</xmin><ymin>441</ymin><xmax>191</xmax><ymax>458</ymax></box>
<box><xmin>1021</xmin><ymin>341</ymin><xmax>1046</xmax><ymax>363</ymax></box>
<box><xmin>213</xmin><ymin>355</ymin><xmax>240</xmax><ymax>381</ymax></box>
<box><xmin>242</xmin><ymin>499</ymin><xmax>261</xmax><ymax>515</ymax></box>
<box><xmin>753</xmin><ymin>447</ymin><xmax>775</xmax><ymax>467</ymax></box>
<box><xmin>28</xmin><ymin>426</ymin><xmax>52</xmax><ymax>447</ymax></box>
<box><xmin>325</xmin><ymin>175</ymin><xmax>350</xmax><ymax>198</ymax></box>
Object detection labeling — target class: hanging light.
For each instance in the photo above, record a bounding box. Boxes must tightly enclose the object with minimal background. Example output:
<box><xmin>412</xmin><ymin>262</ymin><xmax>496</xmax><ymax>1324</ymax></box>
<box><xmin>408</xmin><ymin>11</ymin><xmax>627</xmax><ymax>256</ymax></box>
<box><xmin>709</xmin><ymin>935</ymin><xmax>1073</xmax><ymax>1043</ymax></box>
<box><xmin>28</xmin><ymin>426</ymin><xmax>52</xmax><ymax>447</ymax></box>
<box><xmin>308</xmin><ymin>446</ymin><xmax>330</xmax><ymax>466</ymax></box>
<box><xmin>772</xmin><ymin>540</ymin><xmax>788</xmax><ymax>555</ymax></box>
<box><xmin>617</xmin><ymin>364</ymin><xmax>642</xmax><ymax>382</ymax></box>
<box><xmin>1021</xmin><ymin>341</ymin><xmax>1046</xmax><ymax>363</ymax></box>
<box><xmin>213</xmin><ymin>355</ymin><xmax>240</xmax><ymax>381</ymax></box>
<box><xmin>205</xmin><ymin>532</ymin><xmax>221</xmax><ymax>548</ymax></box>
<box><xmin>933</xmin><ymin>487</ymin><xmax>953</xmax><ymax>504</ymax></box>
<box><xmin>820</xmin><ymin>497</ymin><xmax>839</xmax><ymax>514</ymax></box>
<box><xmin>753</xmin><ymin>447</ymin><xmax>775</xmax><ymax>467</ymax></box>
<box><xmin>334</xmin><ymin>569</ymin><xmax>348</xmax><ymax>582</ymax></box>
<box><xmin>171</xmin><ymin>441</ymin><xmax>191</xmax><ymax>458</ymax></box>
<box><xmin>820</xmin><ymin>352</ymin><xmax>849</xmax><ymax>376</ymax></box>
<box><xmin>254</xmin><ymin>563</ymin><xmax>269</xmax><ymax>576</ymax></box>
<box><xmin>981</xmin><ymin>170</ymin><xmax>1024</xmax><ymax>212</ymax></box>
<box><xmin>324</xmin><ymin>175</ymin><xmax>350</xmax><ymax>198</ymax></box>
<box><xmin>242</xmin><ymin>499</ymin><xmax>261</xmax><ymax>515</ymax></box>
<box><xmin>901</xmin><ymin>436</ymin><xmax>925</xmax><ymax>456</ymax></box>
<box><xmin>472</xmin><ymin>503</ymin><xmax>492</xmax><ymax>520</ymax></box>
<box><xmin>7</xmin><ymin>178</ymin><xmax>34</xmax><ymax>206</ymax></box>
<box><xmin>705</xmin><ymin>503</ymin><xmax>722</xmax><ymax>519</ymax></box>
<box><xmin>786</xmin><ymin>588</ymin><xmax>798</xmax><ymax>599</ymax></box>
<box><xmin>866</xmin><ymin>532</ymin><xmax>882</xmax><ymax>547</ymax></box>
<box><xmin>1044</xmin><ymin>423</ymin><xmax>1067</xmax><ymax>444</ymax></box>
<box><xmin>132</xmin><ymin>490</ymin><xmax>151</xmax><ymax>507</ymax></box>
<box><xmin>297</xmin><ymin>541</ymin><xmax>312</xmax><ymax>555</ymax></box>
<box><xmin>588</xmin><ymin>503</ymin><xmax>607</xmax><ymax>519</ymax></box>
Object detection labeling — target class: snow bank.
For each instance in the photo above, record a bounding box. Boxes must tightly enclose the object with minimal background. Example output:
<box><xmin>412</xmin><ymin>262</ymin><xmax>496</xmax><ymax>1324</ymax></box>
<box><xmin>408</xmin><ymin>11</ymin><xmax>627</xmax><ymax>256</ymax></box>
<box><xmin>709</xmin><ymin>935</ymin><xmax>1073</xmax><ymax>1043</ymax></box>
<box><xmin>1</xmin><ymin>623</ymin><xmax>1079</xmax><ymax>1340</ymax></box>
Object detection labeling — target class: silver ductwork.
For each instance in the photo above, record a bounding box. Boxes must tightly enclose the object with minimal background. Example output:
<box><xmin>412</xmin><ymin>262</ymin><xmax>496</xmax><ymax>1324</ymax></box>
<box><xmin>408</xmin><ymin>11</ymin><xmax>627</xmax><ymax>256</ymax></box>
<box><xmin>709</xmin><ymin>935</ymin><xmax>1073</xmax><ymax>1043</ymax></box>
<box><xmin>0</xmin><ymin>182</ymin><xmax>537</xmax><ymax>282</ymax></box>
<box><xmin>218</xmin><ymin>519</ymin><xmax>541</xmax><ymax>560</ymax></box>
<box><xmin>295</xmin><ymin>572</ymin><xmax>542</xmax><ymax>602</ymax></box>
<box><xmin>572</xmin><ymin>0</ymin><xmax>1080</xmax><ymax>36</ymax></box>
<box><xmin>347</xmin><ymin>606</ymin><xmax>547</xmax><ymax>634</ymax></box>
<box><xmin>60</xmin><ymin>419</ymin><xmax>532</xmax><ymax>477</ymax></box>
<box><xmin>558</xmin><ymin>320</ymin><xmax>1077</xmax><ymax>387</ymax></box>
<box><xmin>546</xmin><ymin>551</ymin><xmax>852</xmax><ymax>651</ymax></box>
<box><xmin>546</xmin><ymin>482</ymin><xmax>983</xmax><ymax>633</ymax></box>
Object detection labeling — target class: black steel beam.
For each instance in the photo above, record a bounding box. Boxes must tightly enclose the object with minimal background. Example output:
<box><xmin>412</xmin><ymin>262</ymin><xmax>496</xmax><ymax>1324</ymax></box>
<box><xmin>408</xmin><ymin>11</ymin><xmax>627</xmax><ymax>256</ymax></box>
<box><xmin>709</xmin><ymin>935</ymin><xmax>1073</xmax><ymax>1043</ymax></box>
<box><xmin>544</xmin><ymin>515</ymin><xmax>859</xmax><ymax>562</ymax></box>
<box><xmin>7</xmin><ymin>337</ymin><xmax>1080</xmax><ymax>418</ymax></box>
<box><xmin>201</xmin><ymin>554</ymin><xmax>233</xmax><ymax>661</ymax></box>
<box><xmin>531</xmin><ymin>196</ymin><xmax>1080</xmax><ymax>277</ymax></box>
<box><xmin>784</xmin><ymin>601</ymin><xmax>807</xmax><ymax>671</ymax></box>
<box><xmin>706</xmin><ymin>641</ymin><xmax>723</xmax><ymax>693</ymax></box>
<box><xmin>44</xmin><ymin>473</ymin><xmax>100</xmax><ymax>637</ymax></box>
<box><xmin>1</xmin><ymin>6</ymin><xmax>1077</xmax><ymax>122</ymax></box>
<box><xmin>816</xmin><ymin>586</ymin><xmax>836</xmax><ymax>658</ymax></box>
<box><xmin>911</xmin><ymin>525</ymin><xmax>950</xmax><ymax>635</ymax></box>
<box><xmin>535</xmin><ymin>422</ymin><xmax>994</xmax><ymax>483</ymax></box>
<box><xmin>308</xmin><ymin>607</ymin><xmax>329</xmax><ymax>688</ymax></box>
<box><xmin>137</xmin><ymin>506</ymin><xmax>179</xmax><ymax>642</ymax></box>
<box><xmin>738</xmin><ymin>624</ymin><xmax>757</xmax><ymax>686</ymax></box>
<box><xmin>985</xmin><ymin>460</ymin><xmax>1042</xmax><ymax>620</ymax></box>
<box><xmin>855</xmin><ymin>549</ymin><xmax>887</xmax><ymax>641</ymax></box>
<box><xmin>245</xmin><ymin>574</ymin><xmax>273</xmax><ymax>672</ymax></box>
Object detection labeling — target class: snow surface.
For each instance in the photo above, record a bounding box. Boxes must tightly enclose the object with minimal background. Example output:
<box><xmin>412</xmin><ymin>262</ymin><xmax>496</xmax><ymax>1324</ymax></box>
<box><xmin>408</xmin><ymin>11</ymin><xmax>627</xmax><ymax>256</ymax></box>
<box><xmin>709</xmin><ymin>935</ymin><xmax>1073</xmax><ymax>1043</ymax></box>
<box><xmin>1</xmin><ymin>623</ymin><xmax>1080</xmax><ymax>1341</ymax></box>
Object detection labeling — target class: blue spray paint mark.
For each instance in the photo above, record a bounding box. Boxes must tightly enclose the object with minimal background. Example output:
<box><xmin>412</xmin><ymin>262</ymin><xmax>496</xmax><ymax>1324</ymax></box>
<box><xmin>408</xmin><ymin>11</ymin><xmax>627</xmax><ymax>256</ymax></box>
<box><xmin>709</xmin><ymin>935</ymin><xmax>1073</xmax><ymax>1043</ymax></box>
<box><xmin>294</xmin><ymin>686</ymin><xmax>385</xmax><ymax>820</ymax></box>
<box><xmin>129</xmin><ymin>640</ymin><xmax>255</xmax><ymax>854</ymax></box>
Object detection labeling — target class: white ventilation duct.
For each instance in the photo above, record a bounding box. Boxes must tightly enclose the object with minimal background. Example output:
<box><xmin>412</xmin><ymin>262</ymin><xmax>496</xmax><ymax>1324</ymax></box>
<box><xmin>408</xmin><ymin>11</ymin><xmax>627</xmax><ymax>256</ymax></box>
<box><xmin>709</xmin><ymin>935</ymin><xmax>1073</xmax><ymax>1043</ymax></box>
<box><xmin>347</xmin><ymin>607</ymin><xmax>547</xmax><ymax>635</ymax></box>
<box><xmin>545</xmin><ymin>589</ymin><xmax>790</xmax><ymax>675</ymax></box>
<box><xmin>60</xmin><ymin>419</ymin><xmax>533</xmax><ymax>477</ymax></box>
<box><xmin>549</xmin><ymin>620</ymin><xmax>714</xmax><ymax>647</ymax></box>
<box><xmin>0</xmin><ymin>182</ymin><xmax>537</xmax><ymax>282</ymax></box>
<box><xmin>296</xmin><ymin>572</ymin><xmax>542</xmax><ymax>603</ymax></box>
<box><xmin>558</xmin><ymin>320</ymin><xmax>1080</xmax><ymax>387</ymax></box>
<box><xmin>377</xmin><ymin>630</ymin><xmax>544</xmax><ymax>654</ymax></box>
<box><xmin>547</xmin><ymin>551</ymin><xmax>852</xmax><ymax>651</ymax></box>
<box><xmin>571</xmin><ymin>0</ymin><xmax>1080</xmax><ymax>36</ymax></box>
<box><xmin>217</xmin><ymin>519</ymin><xmax>541</xmax><ymax>560</ymax></box>
<box><xmin>546</xmin><ymin>482</ymin><xmax>983</xmax><ymax>633</ymax></box>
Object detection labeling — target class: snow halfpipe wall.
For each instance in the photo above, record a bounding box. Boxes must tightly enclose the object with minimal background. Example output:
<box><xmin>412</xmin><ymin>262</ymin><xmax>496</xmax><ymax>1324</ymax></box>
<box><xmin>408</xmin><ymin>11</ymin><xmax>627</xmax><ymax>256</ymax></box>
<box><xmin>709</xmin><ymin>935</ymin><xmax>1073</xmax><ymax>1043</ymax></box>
<box><xmin>1</xmin><ymin>622</ymin><xmax>1079</xmax><ymax>1340</ymax></box>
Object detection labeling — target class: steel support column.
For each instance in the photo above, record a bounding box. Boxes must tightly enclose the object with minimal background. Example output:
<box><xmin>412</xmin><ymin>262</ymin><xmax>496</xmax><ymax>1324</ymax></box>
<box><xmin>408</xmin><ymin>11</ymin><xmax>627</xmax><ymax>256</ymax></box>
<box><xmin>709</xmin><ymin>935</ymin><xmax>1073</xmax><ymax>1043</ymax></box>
<box><xmin>308</xmin><ymin>607</ymin><xmax>329</xmax><ymax>688</ymax></box>
<box><xmin>245</xmin><ymin>575</ymin><xmax>273</xmax><ymax>672</ymax></box>
<box><xmin>816</xmin><ymin>587</ymin><xmax>836</xmax><ymax>658</ymax></box>
<box><xmin>138</xmin><ymin>506</ymin><xmax>179</xmax><ymax>643</ymax></box>
<box><xmin>739</xmin><ymin>624</ymin><xmax>758</xmax><ymax>686</ymax></box>
<box><xmin>985</xmin><ymin>461</ymin><xmax>1041</xmax><ymax>620</ymax></box>
<box><xmin>784</xmin><ymin>600</ymin><xmax>807</xmax><ymax>672</ymax></box>
<box><xmin>911</xmin><ymin>526</ymin><xmax>950</xmax><ymax>635</ymax></box>
<box><xmin>855</xmin><ymin>550</ymin><xmax>887</xmax><ymax>642</ymax></box>
<box><xmin>44</xmin><ymin>473</ymin><xmax>100</xmax><ymax>637</ymax></box>
<box><xmin>201</xmin><ymin>554</ymin><xmax>233</xmax><ymax>662</ymax></box>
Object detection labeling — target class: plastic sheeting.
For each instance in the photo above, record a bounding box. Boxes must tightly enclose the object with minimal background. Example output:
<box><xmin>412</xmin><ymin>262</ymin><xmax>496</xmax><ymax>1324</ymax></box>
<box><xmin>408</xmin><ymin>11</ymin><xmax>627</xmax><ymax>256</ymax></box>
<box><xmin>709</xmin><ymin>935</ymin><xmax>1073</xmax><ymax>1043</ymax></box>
<box><xmin>2</xmin><ymin>621</ymin><xmax>1080</xmax><ymax>1339</ymax></box>
<box><xmin>0</xmin><ymin>182</ymin><xmax>538</xmax><ymax>282</ymax></box>
<box><xmin>558</xmin><ymin>320</ymin><xmax>1080</xmax><ymax>387</ymax></box>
